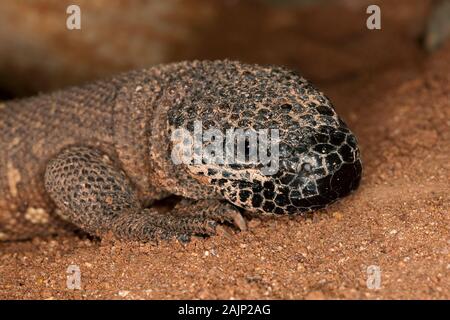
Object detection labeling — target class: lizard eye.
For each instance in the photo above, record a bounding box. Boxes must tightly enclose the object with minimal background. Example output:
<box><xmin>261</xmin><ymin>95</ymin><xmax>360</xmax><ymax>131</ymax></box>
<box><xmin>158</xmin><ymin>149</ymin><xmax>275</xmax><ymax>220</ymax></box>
<box><xmin>298</xmin><ymin>162</ymin><xmax>312</xmax><ymax>173</ymax></box>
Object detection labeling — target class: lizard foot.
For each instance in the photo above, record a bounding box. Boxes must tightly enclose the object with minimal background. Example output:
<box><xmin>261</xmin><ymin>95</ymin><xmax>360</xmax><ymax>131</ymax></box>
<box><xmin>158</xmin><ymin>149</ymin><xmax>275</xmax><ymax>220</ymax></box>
<box><xmin>170</xmin><ymin>199</ymin><xmax>247</xmax><ymax>232</ymax></box>
<box><xmin>111</xmin><ymin>209</ymin><xmax>219</xmax><ymax>242</ymax></box>
<box><xmin>129</xmin><ymin>199</ymin><xmax>247</xmax><ymax>242</ymax></box>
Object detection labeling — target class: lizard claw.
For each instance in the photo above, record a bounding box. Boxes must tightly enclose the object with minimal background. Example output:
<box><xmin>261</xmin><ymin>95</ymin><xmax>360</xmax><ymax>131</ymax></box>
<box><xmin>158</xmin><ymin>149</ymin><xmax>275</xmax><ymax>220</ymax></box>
<box><xmin>215</xmin><ymin>225</ymin><xmax>235</xmax><ymax>241</ymax></box>
<box><xmin>227</xmin><ymin>210</ymin><xmax>247</xmax><ymax>231</ymax></box>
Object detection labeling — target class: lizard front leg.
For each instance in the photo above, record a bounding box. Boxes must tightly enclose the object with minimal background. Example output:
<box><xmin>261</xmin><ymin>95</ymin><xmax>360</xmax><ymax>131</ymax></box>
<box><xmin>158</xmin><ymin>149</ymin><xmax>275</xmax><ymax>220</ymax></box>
<box><xmin>44</xmin><ymin>146</ymin><xmax>244</xmax><ymax>242</ymax></box>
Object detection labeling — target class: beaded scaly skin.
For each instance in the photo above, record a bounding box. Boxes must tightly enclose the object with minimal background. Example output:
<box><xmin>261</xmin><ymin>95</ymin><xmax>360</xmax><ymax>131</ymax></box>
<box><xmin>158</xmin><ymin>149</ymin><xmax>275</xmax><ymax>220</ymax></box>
<box><xmin>0</xmin><ymin>60</ymin><xmax>362</xmax><ymax>242</ymax></box>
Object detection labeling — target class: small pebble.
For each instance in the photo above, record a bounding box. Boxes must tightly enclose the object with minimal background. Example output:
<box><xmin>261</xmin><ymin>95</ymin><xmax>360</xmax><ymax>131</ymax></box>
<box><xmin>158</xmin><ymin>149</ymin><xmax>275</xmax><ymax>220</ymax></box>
<box><xmin>118</xmin><ymin>290</ymin><xmax>130</xmax><ymax>297</ymax></box>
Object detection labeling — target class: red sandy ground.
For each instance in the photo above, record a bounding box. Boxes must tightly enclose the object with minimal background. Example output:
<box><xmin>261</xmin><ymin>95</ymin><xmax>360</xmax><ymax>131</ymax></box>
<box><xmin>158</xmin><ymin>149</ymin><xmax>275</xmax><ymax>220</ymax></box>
<box><xmin>0</xmin><ymin>0</ymin><xmax>448</xmax><ymax>299</ymax></box>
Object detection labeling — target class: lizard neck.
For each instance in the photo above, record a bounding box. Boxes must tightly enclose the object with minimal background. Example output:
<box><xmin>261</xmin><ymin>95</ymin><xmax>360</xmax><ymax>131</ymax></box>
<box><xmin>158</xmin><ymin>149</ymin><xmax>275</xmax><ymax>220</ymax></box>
<box><xmin>112</xmin><ymin>70</ymin><xmax>167</xmax><ymax>200</ymax></box>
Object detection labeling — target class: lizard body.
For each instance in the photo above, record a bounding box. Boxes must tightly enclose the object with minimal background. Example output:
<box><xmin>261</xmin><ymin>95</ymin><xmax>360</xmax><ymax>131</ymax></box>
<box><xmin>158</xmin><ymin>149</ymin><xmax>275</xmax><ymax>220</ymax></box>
<box><xmin>0</xmin><ymin>60</ymin><xmax>362</xmax><ymax>242</ymax></box>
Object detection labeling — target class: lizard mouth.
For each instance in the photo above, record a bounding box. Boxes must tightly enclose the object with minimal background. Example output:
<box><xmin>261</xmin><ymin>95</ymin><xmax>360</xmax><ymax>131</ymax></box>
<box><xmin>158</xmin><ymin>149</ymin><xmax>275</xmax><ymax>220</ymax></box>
<box><xmin>251</xmin><ymin>158</ymin><xmax>362</xmax><ymax>215</ymax></box>
<box><xmin>299</xmin><ymin>158</ymin><xmax>363</xmax><ymax>208</ymax></box>
<box><xmin>244</xmin><ymin>129</ymin><xmax>363</xmax><ymax>215</ymax></box>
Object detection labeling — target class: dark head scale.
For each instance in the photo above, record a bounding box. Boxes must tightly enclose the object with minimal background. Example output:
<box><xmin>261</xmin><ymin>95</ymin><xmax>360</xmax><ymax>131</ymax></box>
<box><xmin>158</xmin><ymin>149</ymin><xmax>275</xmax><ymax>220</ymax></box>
<box><xmin>169</xmin><ymin>60</ymin><xmax>362</xmax><ymax>214</ymax></box>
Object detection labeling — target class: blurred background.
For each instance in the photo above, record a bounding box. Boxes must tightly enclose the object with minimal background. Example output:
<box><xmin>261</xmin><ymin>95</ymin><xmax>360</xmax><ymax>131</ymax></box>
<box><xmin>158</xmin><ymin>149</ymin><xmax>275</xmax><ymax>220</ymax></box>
<box><xmin>0</xmin><ymin>0</ymin><xmax>439</xmax><ymax>99</ymax></box>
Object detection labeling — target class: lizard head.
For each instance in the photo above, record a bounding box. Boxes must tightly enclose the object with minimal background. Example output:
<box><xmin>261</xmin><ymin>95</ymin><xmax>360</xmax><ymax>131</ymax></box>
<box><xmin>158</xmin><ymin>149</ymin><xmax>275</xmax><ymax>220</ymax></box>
<box><xmin>167</xmin><ymin>60</ymin><xmax>362</xmax><ymax>215</ymax></box>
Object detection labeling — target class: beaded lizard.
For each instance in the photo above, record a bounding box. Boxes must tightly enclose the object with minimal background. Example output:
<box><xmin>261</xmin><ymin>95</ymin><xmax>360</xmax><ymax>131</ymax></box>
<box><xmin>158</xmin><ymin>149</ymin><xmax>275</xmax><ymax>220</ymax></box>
<box><xmin>0</xmin><ymin>60</ymin><xmax>362</xmax><ymax>242</ymax></box>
